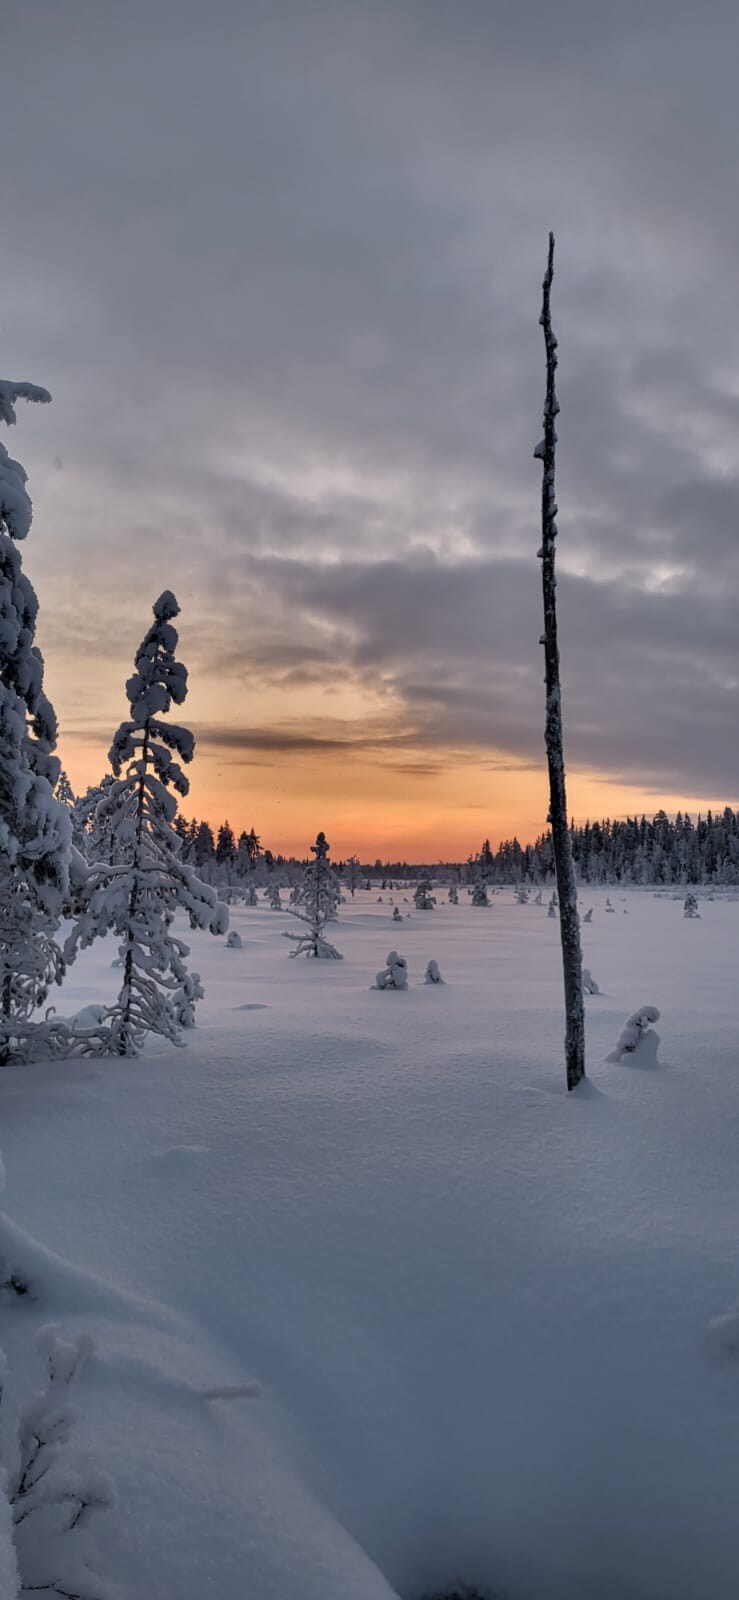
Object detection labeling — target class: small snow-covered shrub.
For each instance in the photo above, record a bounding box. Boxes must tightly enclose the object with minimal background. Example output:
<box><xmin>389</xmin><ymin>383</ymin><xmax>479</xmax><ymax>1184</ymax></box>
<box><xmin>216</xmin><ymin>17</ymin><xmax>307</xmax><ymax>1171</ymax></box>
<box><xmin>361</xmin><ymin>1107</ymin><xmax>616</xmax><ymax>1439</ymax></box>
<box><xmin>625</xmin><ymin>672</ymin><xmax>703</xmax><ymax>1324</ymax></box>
<box><xmin>582</xmin><ymin>968</ymin><xmax>600</xmax><ymax>995</ymax></box>
<box><xmin>605</xmin><ymin>897</ymin><xmax>615</xmax><ymax>912</ymax></box>
<box><xmin>683</xmin><ymin>893</ymin><xmax>700</xmax><ymax>918</ymax></box>
<box><xmin>424</xmin><ymin>959</ymin><xmax>444</xmax><ymax>984</ymax></box>
<box><xmin>285</xmin><ymin>832</ymin><xmax>343</xmax><ymax>959</ymax></box>
<box><xmin>414</xmin><ymin>878</ymin><xmax>436</xmax><ymax>910</ymax></box>
<box><xmin>582</xmin><ymin>907</ymin><xmax>593</xmax><ymax>923</ymax></box>
<box><xmin>471</xmin><ymin>882</ymin><xmax>489</xmax><ymax>907</ymax></box>
<box><xmin>226</xmin><ymin>930</ymin><xmax>242</xmax><ymax>950</ymax></box>
<box><xmin>448</xmin><ymin>885</ymin><xmax>458</xmax><ymax>904</ymax></box>
<box><xmin>547</xmin><ymin>895</ymin><xmax>557</xmax><ymax>918</ymax></box>
<box><xmin>268</xmin><ymin>885</ymin><xmax>282</xmax><ymax>910</ymax></box>
<box><xmin>514</xmin><ymin>885</ymin><xmax>529</xmax><ymax>905</ymax></box>
<box><xmin>392</xmin><ymin>906</ymin><xmax>402</xmax><ymax>922</ymax></box>
<box><xmin>2</xmin><ymin>1326</ymin><xmax>113</xmax><ymax>1600</ymax></box>
<box><xmin>608</xmin><ymin>1006</ymin><xmax>661</xmax><ymax>1063</ymax></box>
<box><xmin>373</xmin><ymin>951</ymin><xmax>408</xmax><ymax>990</ymax></box>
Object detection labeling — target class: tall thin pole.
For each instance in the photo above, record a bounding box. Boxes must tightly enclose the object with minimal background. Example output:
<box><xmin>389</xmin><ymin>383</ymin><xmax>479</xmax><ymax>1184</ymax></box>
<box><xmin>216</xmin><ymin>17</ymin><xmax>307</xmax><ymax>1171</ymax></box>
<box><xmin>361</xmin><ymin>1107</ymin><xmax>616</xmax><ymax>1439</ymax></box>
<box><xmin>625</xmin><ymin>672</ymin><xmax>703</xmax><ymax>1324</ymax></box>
<box><xmin>535</xmin><ymin>233</ymin><xmax>585</xmax><ymax>1090</ymax></box>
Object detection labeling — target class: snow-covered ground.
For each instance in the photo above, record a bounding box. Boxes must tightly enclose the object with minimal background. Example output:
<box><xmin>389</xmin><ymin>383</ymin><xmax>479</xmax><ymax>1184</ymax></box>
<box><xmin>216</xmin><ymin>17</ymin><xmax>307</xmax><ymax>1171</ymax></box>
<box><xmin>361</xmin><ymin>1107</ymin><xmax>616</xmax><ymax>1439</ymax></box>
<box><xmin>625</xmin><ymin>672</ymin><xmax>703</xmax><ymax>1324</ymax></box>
<box><xmin>2</xmin><ymin>887</ymin><xmax>738</xmax><ymax>1600</ymax></box>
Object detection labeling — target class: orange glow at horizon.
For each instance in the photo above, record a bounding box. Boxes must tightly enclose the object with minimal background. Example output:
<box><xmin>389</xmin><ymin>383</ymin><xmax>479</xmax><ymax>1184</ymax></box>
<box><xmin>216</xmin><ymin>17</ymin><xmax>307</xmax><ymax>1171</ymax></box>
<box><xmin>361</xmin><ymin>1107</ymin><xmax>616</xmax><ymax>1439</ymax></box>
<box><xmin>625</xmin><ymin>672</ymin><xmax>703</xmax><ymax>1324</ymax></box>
<box><xmin>57</xmin><ymin>728</ymin><xmax>734</xmax><ymax>864</ymax></box>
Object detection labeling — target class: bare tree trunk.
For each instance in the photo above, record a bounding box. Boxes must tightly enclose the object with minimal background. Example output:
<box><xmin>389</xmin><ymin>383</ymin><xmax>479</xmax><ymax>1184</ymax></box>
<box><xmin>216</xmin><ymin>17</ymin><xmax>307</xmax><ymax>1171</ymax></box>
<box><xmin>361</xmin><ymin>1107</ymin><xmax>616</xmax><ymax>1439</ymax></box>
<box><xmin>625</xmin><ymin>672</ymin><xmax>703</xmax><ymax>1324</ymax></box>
<box><xmin>535</xmin><ymin>233</ymin><xmax>585</xmax><ymax>1091</ymax></box>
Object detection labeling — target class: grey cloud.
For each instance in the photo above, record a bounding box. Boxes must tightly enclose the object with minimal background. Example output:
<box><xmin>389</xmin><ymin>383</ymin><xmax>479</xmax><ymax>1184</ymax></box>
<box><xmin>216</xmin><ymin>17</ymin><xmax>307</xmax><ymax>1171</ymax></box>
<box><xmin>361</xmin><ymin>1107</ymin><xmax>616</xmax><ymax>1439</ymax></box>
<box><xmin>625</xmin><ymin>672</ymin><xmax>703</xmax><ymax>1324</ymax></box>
<box><xmin>5</xmin><ymin>0</ymin><xmax>739</xmax><ymax>811</ymax></box>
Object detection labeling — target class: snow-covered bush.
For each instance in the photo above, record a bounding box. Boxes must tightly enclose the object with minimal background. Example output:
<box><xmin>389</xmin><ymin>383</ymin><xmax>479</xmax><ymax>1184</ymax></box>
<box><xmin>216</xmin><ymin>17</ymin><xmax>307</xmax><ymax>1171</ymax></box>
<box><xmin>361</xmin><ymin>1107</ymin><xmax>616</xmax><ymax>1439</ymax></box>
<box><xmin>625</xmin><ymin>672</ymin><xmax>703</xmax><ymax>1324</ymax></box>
<box><xmin>244</xmin><ymin>884</ymin><xmax>258</xmax><ymax>907</ymax></box>
<box><xmin>1</xmin><ymin>1326</ymin><xmax>112</xmax><ymax>1600</ymax></box>
<box><xmin>547</xmin><ymin>894</ymin><xmax>557</xmax><ymax>918</ymax></box>
<box><xmin>471</xmin><ymin>882</ymin><xmax>489</xmax><ymax>907</ymax></box>
<box><xmin>582</xmin><ymin>968</ymin><xmax>600</xmax><ymax>995</ymax></box>
<box><xmin>0</xmin><ymin>380</ymin><xmax>73</xmax><ymax>1063</ymax></box>
<box><xmin>373</xmin><ymin>951</ymin><xmax>408</xmax><ymax>990</ymax></box>
<box><xmin>413</xmin><ymin>878</ymin><xmax>436</xmax><ymax>910</ymax></box>
<box><xmin>582</xmin><ymin>907</ymin><xmax>593</xmax><ymax>923</ymax></box>
<box><xmin>268</xmin><ymin>885</ymin><xmax>282</xmax><ymax>910</ymax></box>
<box><xmin>607</xmin><ymin>1006</ymin><xmax>661</xmax><ymax>1063</ymax></box>
<box><xmin>66</xmin><ymin>593</ymin><xmax>227</xmax><ymax>1054</ymax></box>
<box><xmin>392</xmin><ymin>906</ymin><xmax>402</xmax><ymax>922</ymax></box>
<box><xmin>533</xmin><ymin>890</ymin><xmax>543</xmax><ymax>905</ymax></box>
<box><xmin>424</xmin><ymin>959</ymin><xmax>444</xmax><ymax>984</ymax></box>
<box><xmin>683</xmin><ymin>893</ymin><xmax>700</xmax><ymax>918</ymax></box>
<box><xmin>514</xmin><ymin>885</ymin><xmax>529</xmax><ymax>905</ymax></box>
<box><xmin>448</xmin><ymin>885</ymin><xmax>458</xmax><ymax>904</ymax></box>
<box><xmin>605</xmin><ymin>897</ymin><xmax>615</xmax><ymax>913</ymax></box>
<box><xmin>226</xmin><ymin>930</ymin><xmax>243</xmax><ymax>950</ymax></box>
<box><xmin>284</xmin><ymin>833</ymin><xmax>343</xmax><ymax>959</ymax></box>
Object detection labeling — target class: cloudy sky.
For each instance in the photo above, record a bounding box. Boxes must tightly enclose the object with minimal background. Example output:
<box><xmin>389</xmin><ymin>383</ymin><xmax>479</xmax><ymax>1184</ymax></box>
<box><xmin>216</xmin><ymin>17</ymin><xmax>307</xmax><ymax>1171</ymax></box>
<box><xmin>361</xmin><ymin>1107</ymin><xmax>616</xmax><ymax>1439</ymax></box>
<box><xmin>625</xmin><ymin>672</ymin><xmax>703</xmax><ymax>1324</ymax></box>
<box><xmin>4</xmin><ymin>0</ymin><xmax>739</xmax><ymax>858</ymax></box>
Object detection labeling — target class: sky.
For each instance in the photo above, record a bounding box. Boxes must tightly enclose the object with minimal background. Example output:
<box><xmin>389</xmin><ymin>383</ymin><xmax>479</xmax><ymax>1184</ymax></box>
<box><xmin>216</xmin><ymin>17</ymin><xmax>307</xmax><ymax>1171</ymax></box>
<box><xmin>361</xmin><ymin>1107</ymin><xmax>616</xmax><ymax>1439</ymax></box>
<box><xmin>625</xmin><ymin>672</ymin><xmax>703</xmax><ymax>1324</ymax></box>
<box><xmin>4</xmin><ymin>0</ymin><xmax>739</xmax><ymax>860</ymax></box>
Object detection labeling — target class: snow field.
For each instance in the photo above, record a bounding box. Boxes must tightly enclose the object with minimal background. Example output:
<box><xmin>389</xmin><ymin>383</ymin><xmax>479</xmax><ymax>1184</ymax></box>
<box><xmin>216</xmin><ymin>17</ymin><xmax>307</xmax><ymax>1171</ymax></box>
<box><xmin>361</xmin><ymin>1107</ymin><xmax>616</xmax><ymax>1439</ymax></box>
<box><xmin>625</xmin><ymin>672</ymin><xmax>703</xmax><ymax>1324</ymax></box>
<box><xmin>1</xmin><ymin>887</ymin><xmax>739</xmax><ymax>1600</ymax></box>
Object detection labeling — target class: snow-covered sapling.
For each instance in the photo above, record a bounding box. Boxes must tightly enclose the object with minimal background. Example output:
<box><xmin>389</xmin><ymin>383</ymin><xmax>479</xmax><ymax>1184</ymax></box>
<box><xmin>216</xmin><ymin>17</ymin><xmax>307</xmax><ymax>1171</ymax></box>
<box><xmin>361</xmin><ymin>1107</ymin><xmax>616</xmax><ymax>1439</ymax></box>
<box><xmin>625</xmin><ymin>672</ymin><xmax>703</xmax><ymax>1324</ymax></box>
<box><xmin>608</xmin><ymin>1006</ymin><xmax>661</xmax><ymax>1064</ymax></box>
<box><xmin>605</xmin><ymin>897</ymin><xmax>615</xmax><ymax>912</ymax></box>
<box><xmin>583</xmin><ymin>907</ymin><xmax>593</xmax><ymax>923</ymax></box>
<box><xmin>514</xmin><ymin>885</ymin><xmax>530</xmax><ymax>905</ymax></box>
<box><xmin>268</xmin><ymin>885</ymin><xmax>282</xmax><ymax>910</ymax></box>
<box><xmin>424</xmin><ymin>959</ymin><xmax>444</xmax><ymax>984</ymax></box>
<box><xmin>392</xmin><ymin>906</ymin><xmax>402</xmax><ymax>922</ymax></box>
<box><xmin>374</xmin><ymin>950</ymin><xmax>408</xmax><ymax>990</ymax></box>
<box><xmin>413</xmin><ymin>877</ymin><xmax>436</xmax><ymax>910</ymax></box>
<box><xmin>226</xmin><ymin>930</ymin><xmax>243</xmax><ymax>950</ymax></box>
<box><xmin>245</xmin><ymin>884</ymin><xmax>257</xmax><ymax>907</ymax></box>
<box><xmin>533</xmin><ymin>890</ymin><xmax>543</xmax><ymax>905</ymax></box>
<box><xmin>471</xmin><ymin>881</ymin><xmax>489</xmax><ymax>907</ymax></box>
<box><xmin>66</xmin><ymin>594</ymin><xmax>227</xmax><ymax>1054</ymax></box>
<box><xmin>582</xmin><ymin>968</ymin><xmax>600</xmax><ymax>995</ymax></box>
<box><xmin>2</xmin><ymin>1326</ymin><xmax>113</xmax><ymax>1599</ymax></box>
<box><xmin>284</xmin><ymin>832</ymin><xmax>342</xmax><ymax>958</ymax></box>
<box><xmin>683</xmin><ymin>893</ymin><xmax>700</xmax><ymax>918</ymax></box>
<box><xmin>547</xmin><ymin>895</ymin><xmax>557</xmax><ymax>918</ymax></box>
<box><xmin>448</xmin><ymin>884</ymin><xmax>458</xmax><ymax>904</ymax></box>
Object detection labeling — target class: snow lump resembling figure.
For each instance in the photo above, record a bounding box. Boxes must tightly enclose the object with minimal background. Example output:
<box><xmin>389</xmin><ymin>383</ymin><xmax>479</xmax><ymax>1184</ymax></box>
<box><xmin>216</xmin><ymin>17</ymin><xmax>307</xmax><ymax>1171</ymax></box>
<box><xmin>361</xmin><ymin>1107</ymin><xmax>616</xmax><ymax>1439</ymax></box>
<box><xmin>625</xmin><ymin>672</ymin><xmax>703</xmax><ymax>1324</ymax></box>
<box><xmin>373</xmin><ymin>951</ymin><xmax>409</xmax><ymax>990</ymax></box>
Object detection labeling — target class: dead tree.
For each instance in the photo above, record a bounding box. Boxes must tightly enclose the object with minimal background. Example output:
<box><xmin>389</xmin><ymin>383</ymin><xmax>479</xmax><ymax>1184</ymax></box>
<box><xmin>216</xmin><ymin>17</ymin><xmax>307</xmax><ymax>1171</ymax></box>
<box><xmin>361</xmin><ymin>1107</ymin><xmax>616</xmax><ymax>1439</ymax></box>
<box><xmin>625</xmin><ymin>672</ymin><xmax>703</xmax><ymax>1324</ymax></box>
<box><xmin>534</xmin><ymin>233</ymin><xmax>585</xmax><ymax>1090</ymax></box>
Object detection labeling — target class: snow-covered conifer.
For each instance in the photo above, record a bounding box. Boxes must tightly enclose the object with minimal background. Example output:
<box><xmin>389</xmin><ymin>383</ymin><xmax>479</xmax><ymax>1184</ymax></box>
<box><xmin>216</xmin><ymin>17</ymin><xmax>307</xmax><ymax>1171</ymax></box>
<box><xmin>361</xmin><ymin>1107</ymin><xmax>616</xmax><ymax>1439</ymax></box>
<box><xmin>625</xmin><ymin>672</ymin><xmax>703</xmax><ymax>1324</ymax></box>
<box><xmin>608</xmin><ymin>1005</ymin><xmax>661</xmax><ymax>1063</ymax></box>
<box><xmin>471</xmin><ymin>881</ymin><xmax>489</xmax><ymax>907</ymax></box>
<box><xmin>373</xmin><ymin>950</ymin><xmax>408</xmax><ymax>990</ymax></box>
<box><xmin>0</xmin><ymin>380</ymin><xmax>72</xmax><ymax>1060</ymax></box>
<box><xmin>414</xmin><ymin>877</ymin><xmax>436</xmax><ymax>910</ymax></box>
<box><xmin>582</xmin><ymin>968</ymin><xmax>600</xmax><ymax>995</ymax></box>
<box><xmin>392</xmin><ymin>905</ymin><xmax>402</xmax><ymax>922</ymax></box>
<box><xmin>605</xmin><ymin>897</ymin><xmax>615</xmax><ymax>912</ymax></box>
<box><xmin>284</xmin><ymin>832</ymin><xmax>342</xmax><ymax>958</ymax></box>
<box><xmin>226</xmin><ymin>930</ymin><xmax>242</xmax><ymax>949</ymax></box>
<box><xmin>66</xmin><ymin>594</ymin><xmax>227</xmax><ymax>1054</ymax></box>
<box><xmin>245</xmin><ymin>883</ymin><xmax>258</xmax><ymax>907</ymax></box>
<box><xmin>448</xmin><ymin>884</ymin><xmax>458</xmax><ymax>905</ymax></box>
<box><xmin>268</xmin><ymin>884</ymin><xmax>282</xmax><ymax>910</ymax></box>
<box><xmin>547</xmin><ymin>894</ymin><xmax>557</xmax><ymax>918</ymax></box>
<box><xmin>683</xmin><ymin>893</ymin><xmax>700</xmax><ymax>918</ymax></box>
<box><xmin>424</xmin><ymin>959</ymin><xmax>444</xmax><ymax>984</ymax></box>
<box><xmin>583</xmin><ymin>907</ymin><xmax>593</xmax><ymax>923</ymax></box>
<box><xmin>514</xmin><ymin>885</ymin><xmax>530</xmax><ymax>905</ymax></box>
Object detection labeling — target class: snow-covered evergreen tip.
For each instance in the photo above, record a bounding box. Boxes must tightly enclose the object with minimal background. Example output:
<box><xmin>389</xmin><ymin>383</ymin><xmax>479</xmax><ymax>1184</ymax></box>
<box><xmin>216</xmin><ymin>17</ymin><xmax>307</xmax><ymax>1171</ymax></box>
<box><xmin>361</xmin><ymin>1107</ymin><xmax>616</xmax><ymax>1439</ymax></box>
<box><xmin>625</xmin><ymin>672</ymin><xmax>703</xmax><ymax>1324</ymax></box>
<box><xmin>153</xmin><ymin>590</ymin><xmax>180</xmax><ymax>621</ymax></box>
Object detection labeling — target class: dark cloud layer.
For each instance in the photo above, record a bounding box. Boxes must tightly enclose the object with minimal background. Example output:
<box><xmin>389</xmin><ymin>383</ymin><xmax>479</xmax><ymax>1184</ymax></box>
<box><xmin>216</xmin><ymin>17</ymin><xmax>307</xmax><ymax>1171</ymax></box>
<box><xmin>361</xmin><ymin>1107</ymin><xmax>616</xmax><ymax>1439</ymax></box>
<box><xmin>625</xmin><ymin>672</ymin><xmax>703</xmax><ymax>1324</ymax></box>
<box><xmin>4</xmin><ymin>0</ymin><xmax>739</xmax><ymax>805</ymax></box>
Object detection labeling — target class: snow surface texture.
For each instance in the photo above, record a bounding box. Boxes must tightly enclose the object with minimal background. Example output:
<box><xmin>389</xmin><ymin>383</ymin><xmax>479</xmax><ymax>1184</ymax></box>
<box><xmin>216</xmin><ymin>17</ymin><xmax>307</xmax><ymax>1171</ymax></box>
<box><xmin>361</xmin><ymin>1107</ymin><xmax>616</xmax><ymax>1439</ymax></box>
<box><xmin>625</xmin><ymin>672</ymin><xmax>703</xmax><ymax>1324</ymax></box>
<box><xmin>2</xmin><ymin>889</ymin><xmax>739</xmax><ymax>1600</ymax></box>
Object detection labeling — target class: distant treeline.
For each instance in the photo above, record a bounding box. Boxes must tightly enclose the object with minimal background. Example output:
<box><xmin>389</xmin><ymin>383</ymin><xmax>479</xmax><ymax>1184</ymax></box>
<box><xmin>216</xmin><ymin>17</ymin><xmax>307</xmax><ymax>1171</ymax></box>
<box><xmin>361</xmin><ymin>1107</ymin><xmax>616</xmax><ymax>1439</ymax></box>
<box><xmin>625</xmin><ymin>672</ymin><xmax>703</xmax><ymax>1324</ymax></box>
<box><xmin>167</xmin><ymin>807</ymin><xmax>739</xmax><ymax>887</ymax></box>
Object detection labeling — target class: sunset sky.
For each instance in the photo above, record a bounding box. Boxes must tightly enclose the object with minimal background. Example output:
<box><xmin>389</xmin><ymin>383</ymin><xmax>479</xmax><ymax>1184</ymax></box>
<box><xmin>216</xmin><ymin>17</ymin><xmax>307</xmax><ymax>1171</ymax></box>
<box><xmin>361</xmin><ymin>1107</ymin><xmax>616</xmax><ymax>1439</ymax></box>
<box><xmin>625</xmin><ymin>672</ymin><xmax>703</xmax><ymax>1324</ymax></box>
<box><xmin>5</xmin><ymin>1</ymin><xmax>739</xmax><ymax>860</ymax></box>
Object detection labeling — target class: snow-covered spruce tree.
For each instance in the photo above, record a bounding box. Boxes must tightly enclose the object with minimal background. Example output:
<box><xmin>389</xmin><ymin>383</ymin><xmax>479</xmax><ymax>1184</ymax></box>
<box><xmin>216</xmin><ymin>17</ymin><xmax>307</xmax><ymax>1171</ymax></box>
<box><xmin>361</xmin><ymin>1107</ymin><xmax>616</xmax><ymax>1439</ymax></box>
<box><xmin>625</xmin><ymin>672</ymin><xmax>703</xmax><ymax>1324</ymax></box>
<box><xmin>534</xmin><ymin>235</ymin><xmax>585</xmax><ymax>1091</ymax></box>
<box><xmin>414</xmin><ymin>876</ymin><xmax>436</xmax><ymax>910</ymax></box>
<box><xmin>66</xmin><ymin>593</ymin><xmax>228</xmax><ymax>1054</ymax></box>
<box><xmin>471</xmin><ymin>881</ymin><xmax>489</xmax><ymax>907</ymax></box>
<box><xmin>0</xmin><ymin>380</ymin><xmax>72</xmax><ymax>1062</ymax></box>
<box><xmin>284</xmin><ymin>832</ymin><xmax>342</xmax><ymax>959</ymax></box>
